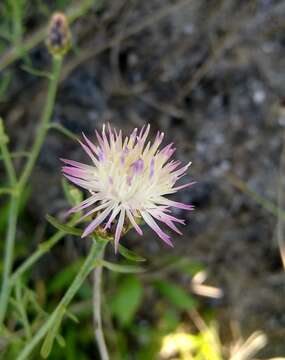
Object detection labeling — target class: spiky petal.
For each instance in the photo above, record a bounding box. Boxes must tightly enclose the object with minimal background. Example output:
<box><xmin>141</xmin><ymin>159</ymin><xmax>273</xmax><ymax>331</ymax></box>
<box><xmin>62</xmin><ymin>124</ymin><xmax>194</xmax><ymax>252</ymax></box>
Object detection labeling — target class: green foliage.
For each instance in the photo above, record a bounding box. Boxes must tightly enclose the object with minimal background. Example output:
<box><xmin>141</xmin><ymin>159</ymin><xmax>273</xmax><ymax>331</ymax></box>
<box><xmin>62</xmin><ymin>178</ymin><xmax>83</xmax><ymax>206</ymax></box>
<box><xmin>0</xmin><ymin>185</ymin><xmax>30</xmax><ymax>234</ymax></box>
<box><xmin>41</xmin><ymin>306</ymin><xmax>66</xmax><ymax>358</ymax></box>
<box><xmin>0</xmin><ymin>71</ymin><xmax>12</xmax><ymax>102</ymax></box>
<box><xmin>110</xmin><ymin>275</ymin><xmax>143</xmax><ymax>327</ymax></box>
<box><xmin>46</xmin><ymin>214</ymin><xmax>82</xmax><ymax>236</ymax></box>
<box><xmin>154</xmin><ymin>280</ymin><xmax>198</xmax><ymax>311</ymax></box>
<box><xmin>101</xmin><ymin>260</ymin><xmax>144</xmax><ymax>274</ymax></box>
<box><xmin>118</xmin><ymin>244</ymin><xmax>146</xmax><ymax>262</ymax></box>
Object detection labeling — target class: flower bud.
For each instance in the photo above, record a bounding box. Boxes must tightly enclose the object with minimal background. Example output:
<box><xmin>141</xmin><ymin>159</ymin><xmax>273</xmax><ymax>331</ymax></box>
<box><xmin>47</xmin><ymin>12</ymin><xmax>71</xmax><ymax>57</ymax></box>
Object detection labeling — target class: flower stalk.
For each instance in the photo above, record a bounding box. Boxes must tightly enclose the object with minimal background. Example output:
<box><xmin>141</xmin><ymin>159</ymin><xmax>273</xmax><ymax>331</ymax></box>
<box><xmin>18</xmin><ymin>55</ymin><xmax>63</xmax><ymax>190</ymax></box>
<box><xmin>16</xmin><ymin>237</ymin><xmax>108</xmax><ymax>360</ymax></box>
<box><xmin>0</xmin><ymin>120</ymin><xmax>19</xmax><ymax>325</ymax></box>
<box><xmin>93</xmin><ymin>248</ymin><xmax>109</xmax><ymax>360</ymax></box>
<box><xmin>0</xmin><ymin>54</ymin><xmax>64</xmax><ymax>326</ymax></box>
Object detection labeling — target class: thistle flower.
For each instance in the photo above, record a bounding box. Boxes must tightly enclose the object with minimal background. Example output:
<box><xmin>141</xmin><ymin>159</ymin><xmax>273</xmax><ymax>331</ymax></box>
<box><xmin>62</xmin><ymin>125</ymin><xmax>194</xmax><ymax>252</ymax></box>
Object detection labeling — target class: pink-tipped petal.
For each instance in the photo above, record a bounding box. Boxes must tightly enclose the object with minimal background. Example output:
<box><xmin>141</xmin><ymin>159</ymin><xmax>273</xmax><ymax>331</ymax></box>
<box><xmin>172</xmin><ymin>181</ymin><xmax>196</xmax><ymax>191</ymax></box>
<box><xmin>79</xmin><ymin>140</ymin><xmax>99</xmax><ymax>165</ymax></box>
<box><xmin>141</xmin><ymin>211</ymin><xmax>173</xmax><ymax>247</ymax></box>
<box><xmin>82</xmin><ymin>205</ymin><xmax>114</xmax><ymax>237</ymax></box>
<box><xmin>115</xmin><ymin>208</ymin><xmax>125</xmax><ymax>253</ymax></box>
<box><xmin>60</xmin><ymin>158</ymin><xmax>93</xmax><ymax>170</ymax></box>
<box><xmin>82</xmin><ymin>133</ymin><xmax>100</xmax><ymax>155</ymax></box>
<box><xmin>103</xmin><ymin>205</ymin><xmax>121</xmax><ymax>230</ymax></box>
<box><xmin>63</xmin><ymin>174</ymin><xmax>93</xmax><ymax>190</ymax></box>
<box><xmin>79</xmin><ymin>201</ymin><xmax>112</xmax><ymax>222</ymax></box>
<box><xmin>126</xmin><ymin>209</ymin><xmax>143</xmax><ymax>236</ymax></box>
<box><xmin>62</xmin><ymin>166</ymin><xmax>90</xmax><ymax>178</ymax></box>
<box><xmin>67</xmin><ymin>195</ymin><xmax>100</xmax><ymax>214</ymax></box>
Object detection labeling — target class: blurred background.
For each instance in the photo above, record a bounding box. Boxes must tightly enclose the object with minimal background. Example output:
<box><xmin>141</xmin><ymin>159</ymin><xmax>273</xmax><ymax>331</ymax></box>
<box><xmin>1</xmin><ymin>0</ymin><xmax>285</xmax><ymax>358</ymax></box>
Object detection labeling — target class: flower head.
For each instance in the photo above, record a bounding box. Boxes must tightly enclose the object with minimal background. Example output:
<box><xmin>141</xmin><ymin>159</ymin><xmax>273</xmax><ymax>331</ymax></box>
<box><xmin>62</xmin><ymin>124</ymin><xmax>194</xmax><ymax>252</ymax></box>
<box><xmin>47</xmin><ymin>12</ymin><xmax>71</xmax><ymax>56</ymax></box>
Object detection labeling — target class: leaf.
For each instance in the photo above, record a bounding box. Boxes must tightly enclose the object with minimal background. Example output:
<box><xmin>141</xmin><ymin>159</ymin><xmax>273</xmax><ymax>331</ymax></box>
<box><xmin>46</xmin><ymin>214</ymin><xmax>82</xmax><ymax>236</ymax></box>
<box><xmin>110</xmin><ymin>276</ymin><xmax>143</xmax><ymax>327</ymax></box>
<box><xmin>118</xmin><ymin>244</ymin><xmax>146</xmax><ymax>262</ymax></box>
<box><xmin>65</xmin><ymin>310</ymin><xmax>79</xmax><ymax>324</ymax></box>
<box><xmin>21</xmin><ymin>64</ymin><xmax>51</xmax><ymax>78</ymax></box>
<box><xmin>55</xmin><ymin>333</ymin><xmax>66</xmax><ymax>348</ymax></box>
<box><xmin>40</xmin><ymin>307</ymin><xmax>65</xmax><ymax>358</ymax></box>
<box><xmin>154</xmin><ymin>280</ymin><xmax>197</xmax><ymax>310</ymax></box>
<box><xmin>102</xmin><ymin>260</ymin><xmax>144</xmax><ymax>274</ymax></box>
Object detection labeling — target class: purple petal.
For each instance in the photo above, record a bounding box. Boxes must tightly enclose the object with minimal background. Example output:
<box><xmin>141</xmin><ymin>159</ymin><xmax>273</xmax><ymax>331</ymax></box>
<box><xmin>63</xmin><ymin>174</ymin><xmax>93</xmax><ymax>190</ymax></box>
<box><xmin>79</xmin><ymin>201</ymin><xmax>112</xmax><ymax>222</ymax></box>
<box><xmin>79</xmin><ymin>140</ymin><xmax>98</xmax><ymax>165</ymax></box>
<box><xmin>82</xmin><ymin>205</ymin><xmax>114</xmax><ymax>237</ymax></box>
<box><xmin>82</xmin><ymin>133</ymin><xmax>100</xmax><ymax>155</ymax></box>
<box><xmin>172</xmin><ymin>181</ymin><xmax>196</xmax><ymax>191</ymax></box>
<box><xmin>141</xmin><ymin>211</ymin><xmax>173</xmax><ymax>247</ymax></box>
<box><xmin>60</xmin><ymin>158</ymin><xmax>93</xmax><ymax>170</ymax></box>
<box><xmin>62</xmin><ymin>166</ymin><xmax>90</xmax><ymax>178</ymax></box>
<box><xmin>103</xmin><ymin>206</ymin><xmax>121</xmax><ymax>230</ymax></box>
<box><xmin>67</xmin><ymin>195</ymin><xmax>100</xmax><ymax>214</ymax></box>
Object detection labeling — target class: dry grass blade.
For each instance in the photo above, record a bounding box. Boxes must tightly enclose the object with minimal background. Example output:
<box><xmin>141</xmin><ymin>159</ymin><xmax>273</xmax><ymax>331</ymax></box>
<box><xmin>229</xmin><ymin>331</ymin><xmax>267</xmax><ymax>360</ymax></box>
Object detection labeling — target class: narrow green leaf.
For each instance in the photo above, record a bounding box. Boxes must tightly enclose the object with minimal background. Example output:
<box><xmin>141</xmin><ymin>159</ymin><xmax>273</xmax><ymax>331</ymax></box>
<box><xmin>65</xmin><ymin>310</ymin><xmax>79</xmax><ymax>324</ymax></box>
<box><xmin>49</xmin><ymin>123</ymin><xmax>79</xmax><ymax>142</ymax></box>
<box><xmin>110</xmin><ymin>276</ymin><xmax>143</xmax><ymax>327</ymax></box>
<box><xmin>40</xmin><ymin>307</ymin><xmax>65</xmax><ymax>358</ymax></box>
<box><xmin>55</xmin><ymin>333</ymin><xmax>66</xmax><ymax>348</ymax></box>
<box><xmin>118</xmin><ymin>244</ymin><xmax>146</xmax><ymax>262</ymax></box>
<box><xmin>21</xmin><ymin>64</ymin><xmax>51</xmax><ymax>78</ymax></box>
<box><xmin>46</xmin><ymin>214</ymin><xmax>82</xmax><ymax>236</ymax></box>
<box><xmin>102</xmin><ymin>260</ymin><xmax>144</xmax><ymax>273</ymax></box>
<box><xmin>154</xmin><ymin>280</ymin><xmax>197</xmax><ymax>310</ymax></box>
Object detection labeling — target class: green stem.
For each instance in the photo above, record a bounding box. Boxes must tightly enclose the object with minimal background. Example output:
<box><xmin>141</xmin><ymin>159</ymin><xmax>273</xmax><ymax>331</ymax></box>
<box><xmin>0</xmin><ymin>197</ymin><xmax>19</xmax><ymax>324</ymax></box>
<box><xmin>0</xmin><ymin>56</ymin><xmax>63</xmax><ymax>326</ymax></box>
<box><xmin>0</xmin><ymin>187</ymin><xmax>15</xmax><ymax>196</ymax></box>
<box><xmin>0</xmin><ymin>151</ymin><xmax>29</xmax><ymax>161</ymax></box>
<box><xmin>16</xmin><ymin>238</ymin><xmax>107</xmax><ymax>360</ymax></box>
<box><xmin>48</xmin><ymin>123</ymin><xmax>79</xmax><ymax>142</ymax></box>
<box><xmin>0</xmin><ymin>118</ymin><xmax>17</xmax><ymax>186</ymax></box>
<box><xmin>10</xmin><ymin>216</ymin><xmax>79</xmax><ymax>285</ymax></box>
<box><xmin>18</xmin><ymin>56</ymin><xmax>63</xmax><ymax>190</ymax></box>
<box><xmin>10</xmin><ymin>0</ymin><xmax>23</xmax><ymax>52</ymax></box>
<box><xmin>0</xmin><ymin>119</ymin><xmax>18</xmax><ymax>324</ymax></box>
<box><xmin>15</xmin><ymin>281</ymin><xmax>32</xmax><ymax>340</ymax></box>
<box><xmin>93</xmin><ymin>247</ymin><xmax>109</xmax><ymax>360</ymax></box>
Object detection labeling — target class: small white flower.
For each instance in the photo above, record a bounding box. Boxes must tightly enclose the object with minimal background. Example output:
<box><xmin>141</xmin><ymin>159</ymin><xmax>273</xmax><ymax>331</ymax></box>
<box><xmin>62</xmin><ymin>124</ymin><xmax>194</xmax><ymax>251</ymax></box>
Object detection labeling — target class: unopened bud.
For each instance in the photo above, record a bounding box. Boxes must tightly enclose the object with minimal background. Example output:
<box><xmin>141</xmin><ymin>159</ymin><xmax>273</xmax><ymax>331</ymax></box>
<box><xmin>47</xmin><ymin>12</ymin><xmax>71</xmax><ymax>57</ymax></box>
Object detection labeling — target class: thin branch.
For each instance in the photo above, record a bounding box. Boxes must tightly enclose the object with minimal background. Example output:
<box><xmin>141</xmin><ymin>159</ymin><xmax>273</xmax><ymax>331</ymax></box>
<box><xmin>93</xmin><ymin>250</ymin><xmax>109</xmax><ymax>360</ymax></box>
